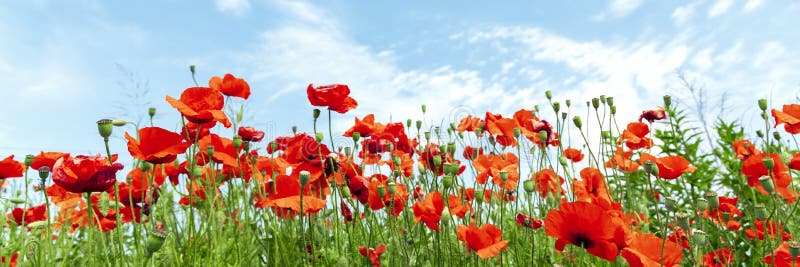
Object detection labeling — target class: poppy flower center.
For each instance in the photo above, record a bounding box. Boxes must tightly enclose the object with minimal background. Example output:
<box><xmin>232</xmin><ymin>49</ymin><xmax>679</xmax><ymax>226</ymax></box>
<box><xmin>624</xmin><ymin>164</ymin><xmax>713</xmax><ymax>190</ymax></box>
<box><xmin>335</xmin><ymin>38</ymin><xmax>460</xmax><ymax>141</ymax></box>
<box><xmin>572</xmin><ymin>235</ymin><xmax>595</xmax><ymax>249</ymax></box>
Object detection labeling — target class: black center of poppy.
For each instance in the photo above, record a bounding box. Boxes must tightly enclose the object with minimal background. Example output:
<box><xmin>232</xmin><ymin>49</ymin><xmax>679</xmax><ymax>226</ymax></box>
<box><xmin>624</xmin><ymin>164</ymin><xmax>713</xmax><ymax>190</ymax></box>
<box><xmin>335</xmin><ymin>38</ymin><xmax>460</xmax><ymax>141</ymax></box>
<box><xmin>572</xmin><ymin>235</ymin><xmax>595</xmax><ymax>249</ymax></box>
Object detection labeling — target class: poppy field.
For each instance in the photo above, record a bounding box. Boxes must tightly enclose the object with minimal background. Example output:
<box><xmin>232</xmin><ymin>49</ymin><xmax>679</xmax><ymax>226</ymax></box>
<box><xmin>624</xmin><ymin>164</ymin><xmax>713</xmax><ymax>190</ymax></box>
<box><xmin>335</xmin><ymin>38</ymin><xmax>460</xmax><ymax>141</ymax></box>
<box><xmin>2</xmin><ymin>70</ymin><xmax>800</xmax><ymax>267</ymax></box>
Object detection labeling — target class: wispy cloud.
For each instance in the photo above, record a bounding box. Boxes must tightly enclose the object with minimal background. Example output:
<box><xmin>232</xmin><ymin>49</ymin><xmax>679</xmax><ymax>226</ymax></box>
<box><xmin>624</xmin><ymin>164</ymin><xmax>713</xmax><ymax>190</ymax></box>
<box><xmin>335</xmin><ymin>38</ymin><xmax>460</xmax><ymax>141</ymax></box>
<box><xmin>672</xmin><ymin>2</ymin><xmax>699</xmax><ymax>25</ymax></box>
<box><xmin>216</xmin><ymin>0</ymin><xmax>251</xmax><ymax>15</ymax></box>
<box><xmin>594</xmin><ymin>0</ymin><xmax>644</xmax><ymax>20</ymax></box>
<box><xmin>743</xmin><ymin>0</ymin><xmax>764</xmax><ymax>12</ymax></box>
<box><xmin>708</xmin><ymin>0</ymin><xmax>734</xmax><ymax>18</ymax></box>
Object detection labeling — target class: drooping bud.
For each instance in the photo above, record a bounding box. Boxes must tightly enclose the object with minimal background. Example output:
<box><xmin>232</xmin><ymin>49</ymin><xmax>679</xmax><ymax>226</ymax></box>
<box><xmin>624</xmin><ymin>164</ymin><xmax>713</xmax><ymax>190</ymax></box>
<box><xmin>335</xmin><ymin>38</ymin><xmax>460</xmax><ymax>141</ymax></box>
<box><xmin>523</xmin><ymin>180</ymin><xmax>535</xmax><ymax>193</ymax></box>
<box><xmin>545</xmin><ymin>90</ymin><xmax>552</xmax><ymax>100</ymax></box>
<box><xmin>299</xmin><ymin>170</ymin><xmax>311</xmax><ymax>185</ymax></box>
<box><xmin>758</xmin><ymin>98</ymin><xmax>768</xmax><ymax>111</ymax></box>
<box><xmin>759</xmin><ymin>176</ymin><xmax>775</xmax><ymax>193</ymax></box>
<box><xmin>112</xmin><ymin>119</ymin><xmax>127</xmax><ymax>126</ymax></box>
<box><xmin>340</xmin><ymin>187</ymin><xmax>351</xmax><ymax>198</ymax></box>
<box><xmin>189</xmin><ymin>65</ymin><xmax>196</xmax><ymax>74</ymax></box>
<box><xmin>97</xmin><ymin>119</ymin><xmax>114</xmax><ymax>139</ymax></box>
<box><xmin>572</xmin><ymin>116</ymin><xmax>582</xmax><ymax>128</ymax></box>
<box><xmin>756</xmin><ymin>130</ymin><xmax>764</xmax><ymax>138</ymax></box>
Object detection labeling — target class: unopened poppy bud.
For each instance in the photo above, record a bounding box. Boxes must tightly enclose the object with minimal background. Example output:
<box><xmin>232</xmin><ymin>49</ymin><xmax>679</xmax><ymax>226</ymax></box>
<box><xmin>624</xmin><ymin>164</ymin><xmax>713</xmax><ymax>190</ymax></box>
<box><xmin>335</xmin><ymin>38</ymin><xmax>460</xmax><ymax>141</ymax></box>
<box><xmin>610</xmin><ymin>106</ymin><xmax>617</xmax><ymax>115</ymax></box>
<box><xmin>761</xmin><ymin>112</ymin><xmax>768</xmax><ymax>120</ymax></box>
<box><xmin>417</xmin><ymin>163</ymin><xmax>425</xmax><ymax>174</ymax></box>
<box><xmin>705</xmin><ymin>191</ymin><xmax>719</xmax><ymax>209</ymax></box>
<box><xmin>376</xmin><ymin>185</ymin><xmax>386</xmax><ymax>198</ymax></box>
<box><xmin>270</xmin><ymin>142</ymin><xmax>279</xmax><ymax>153</ymax></box>
<box><xmin>759</xmin><ymin>176</ymin><xmax>775</xmax><ymax>193</ymax></box>
<box><xmin>559</xmin><ymin>156</ymin><xmax>568</xmax><ymax>166</ymax></box>
<box><xmin>695</xmin><ymin>198</ymin><xmax>708</xmax><ymax>211</ymax></box>
<box><xmin>387</xmin><ymin>181</ymin><xmax>397</xmax><ymax>195</ymax></box>
<box><xmin>539</xmin><ymin>131</ymin><xmax>548</xmax><ymax>146</ymax></box>
<box><xmin>189</xmin><ymin>65</ymin><xmax>196</xmax><ymax>74</ymax></box>
<box><xmin>573</xmin><ymin>116</ymin><xmax>582</xmax><ymax>128</ymax></box>
<box><xmin>601</xmin><ymin>131</ymin><xmax>611</xmax><ymax>139</ymax></box>
<box><xmin>591</xmin><ymin>98</ymin><xmax>600</xmax><ymax>109</ymax></box>
<box><xmin>474</xmin><ymin>128</ymin><xmax>482</xmax><ymax>137</ymax></box>
<box><xmin>721</xmin><ymin>211</ymin><xmax>730</xmax><ymax>222</ymax></box>
<box><xmin>444</xmin><ymin>163</ymin><xmax>459</xmax><ymax>176</ymax></box>
<box><xmin>606</xmin><ymin>97</ymin><xmax>614</xmax><ymax>106</ymax></box>
<box><xmin>788</xmin><ymin>241</ymin><xmax>800</xmax><ymax>259</ymax></box>
<box><xmin>146</xmin><ymin>229</ymin><xmax>167</xmax><ymax>257</ymax></box>
<box><xmin>762</xmin><ymin>157</ymin><xmax>774</xmax><ymax>171</ymax></box>
<box><xmin>7</xmin><ymin>197</ymin><xmax>25</xmax><ymax>204</ymax></box>
<box><xmin>206</xmin><ymin>146</ymin><xmax>215</xmax><ymax>158</ymax></box>
<box><xmin>340</xmin><ymin>187</ymin><xmax>351</xmax><ymax>198</ymax></box>
<box><xmin>513</xmin><ymin>127</ymin><xmax>521</xmax><ymax>138</ymax></box>
<box><xmin>148</xmin><ymin>107</ymin><xmax>156</xmax><ymax>118</ymax></box>
<box><xmin>758</xmin><ymin>98</ymin><xmax>768</xmax><ymax>111</ymax></box>
<box><xmin>312</xmin><ymin>108</ymin><xmax>321</xmax><ymax>120</ymax></box>
<box><xmin>474</xmin><ymin>190</ymin><xmax>484</xmax><ymax>201</ymax></box>
<box><xmin>523</xmin><ymin>180</ymin><xmax>535</xmax><ymax>193</ymax></box>
<box><xmin>191</xmin><ymin>167</ymin><xmax>203</xmax><ymax>178</ymax></box>
<box><xmin>392</xmin><ymin>170</ymin><xmax>402</xmax><ymax>178</ymax></box>
<box><xmin>233</xmin><ymin>135</ymin><xmax>243</xmax><ymax>149</ymax></box>
<box><xmin>599</xmin><ymin>95</ymin><xmax>606</xmax><ymax>104</ymax></box>
<box><xmin>299</xmin><ymin>170</ymin><xmax>311</xmax><ymax>185</ymax></box>
<box><xmin>385</xmin><ymin>143</ymin><xmax>394</xmax><ymax>152</ymax></box>
<box><xmin>344</xmin><ymin>147</ymin><xmax>351</xmax><ymax>157</ymax></box>
<box><xmin>773</xmin><ymin>131</ymin><xmax>781</xmax><ymax>141</ymax></box>
<box><xmin>664</xmin><ymin>197</ymin><xmax>678</xmax><ymax>211</ymax></box>
<box><xmin>545</xmin><ymin>90</ymin><xmax>552</xmax><ymax>100</ymax></box>
<box><xmin>421</xmin><ymin>104</ymin><xmax>427</xmax><ymax>113</ymax></box>
<box><xmin>663</xmin><ymin>95</ymin><xmax>672</xmax><ymax>108</ymax></box>
<box><xmin>442</xmin><ymin>176</ymin><xmax>454</xmax><ymax>188</ymax></box>
<box><xmin>292</xmin><ymin>126</ymin><xmax>298</xmax><ymax>134</ymax></box>
<box><xmin>676</xmin><ymin>212</ymin><xmax>690</xmax><ymax>230</ymax></box>
<box><xmin>499</xmin><ymin>170</ymin><xmax>508</xmax><ymax>182</ymax></box>
<box><xmin>406</xmin><ymin>119</ymin><xmax>412</xmax><ymax>128</ymax></box>
<box><xmin>416</xmin><ymin>120</ymin><xmax>423</xmax><ymax>130</ymax></box>
<box><xmin>112</xmin><ymin>119</ymin><xmax>127</xmax><ymax>126</ymax></box>
<box><xmin>561</xmin><ymin>112</ymin><xmax>567</xmax><ymax>120</ymax></box>
<box><xmin>534</xmin><ymin>105</ymin><xmax>540</xmax><ymax>113</ymax></box>
<box><xmin>24</xmin><ymin>155</ymin><xmax>35</xmax><ymax>167</ymax></box>
<box><xmin>440</xmin><ymin>208</ymin><xmax>451</xmax><ymax>222</ymax></box>
<box><xmin>351</xmin><ymin>132</ymin><xmax>361</xmax><ymax>143</ymax></box>
<box><xmin>755</xmin><ymin>204</ymin><xmax>768</xmax><ymax>220</ymax></box>
<box><xmin>99</xmin><ymin>192</ymin><xmax>111</xmax><ymax>216</ymax></box>
<box><xmin>565</xmin><ymin>99</ymin><xmax>571</xmax><ymax>107</ymax></box>
<box><xmin>693</xmin><ymin>232</ymin><xmax>707</xmax><ymax>246</ymax></box>
<box><xmin>26</xmin><ymin>220</ymin><xmax>48</xmax><ymax>230</ymax></box>
<box><xmin>432</xmin><ymin>155</ymin><xmax>442</xmax><ymax>168</ymax></box>
<box><xmin>643</xmin><ymin>160</ymin><xmax>658</xmax><ymax>177</ymax></box>
<box><xmin>37</xmin><ymin>166</ymin><xmax>50</xmax><ymax>182</ymax></box>
<box><xmin>756</xmin><ymin>130</ymin><xmax>764</xmax><ymax>138</ymax></box>
<box><xmin>97</xmin><ymin>119</ymin><xmax>114</xmax><ymax>139</ymax></box>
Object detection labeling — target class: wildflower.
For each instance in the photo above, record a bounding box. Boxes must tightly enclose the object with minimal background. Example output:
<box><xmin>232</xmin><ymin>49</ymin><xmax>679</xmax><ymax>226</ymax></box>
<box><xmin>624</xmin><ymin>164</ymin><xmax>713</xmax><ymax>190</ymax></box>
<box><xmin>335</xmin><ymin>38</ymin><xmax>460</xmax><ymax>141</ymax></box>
<box><xmin>703</xmin><ymin>247</ymin><xmax>734</xmax><ymax>267</ymax></box>
<box><xmin>638</xmin><ymin>107</ymin><xmax>667</xmax><ymax>123</ymax></box>
<box><xmin>166</xmin><ymin>87</ymin><xmax>231</xmax><ymax>127</ymax></box>
<box><xmin>620</xmin><ymin>122</ymin><xmax>653</xmax><ymax>150</ymax></box>
<box><xmin>0</xmin><ymin>155</ymin><xmax>24</xmax><ymax>179</ymax></box>
<box><xmin>545</xmin><ymin>201</ymin><xmax>619</xmax><ymax>261</ymax></box>
<box><xmin>412</xmin><ymin>191</ymin><xmax>444</xmax><ymax>231</ymax></box>
<box><xmin>209</xmin><ymin>73</ymin><xmax>250</xmax><ymax>99</ymax></box>
<box><xmin>238</xmin><ymin>126</ymin><xmax>265</xmax><ymax>142</ymax></box>
<box><xmin>358</xmin><ymin>244</ymin><xmax>386</xmax><ymax>267</ymax></box>
<box><xmin>125</xmin><ymin>127</ymin><xmax>191</xmax><ymax>164</ymax></box>
<box><xmin>772</xmin><ymin>104</ymin><xmax>800</xmax><ymax>134</ymax></box>
<box><xmin>621</xmin><ymin>233</ymin><xmax>683</xmax><ymax>267</ymax></box>
<box><xmin>456</xmin><ymin>223</ymin><xmax>509</xmax><ymax>259</ymax></box>
<box><xmin>563</xmin><ymin>147</ymin><xmax>584</xmax><ymax>162</ymax></box>
<box><xmin>306</xmin><ymin>83</ymin><xmax>358</xmax><ymax>114</ymax></box>
<box><xmin>52</xmin><ymin>154</ymin><xmax>124</xmax><ymax>193</ymax></box>
<box><xmin>638</xmin><ymin>153</ymin><xmax>696</xmax><ymax>180</ymax></box>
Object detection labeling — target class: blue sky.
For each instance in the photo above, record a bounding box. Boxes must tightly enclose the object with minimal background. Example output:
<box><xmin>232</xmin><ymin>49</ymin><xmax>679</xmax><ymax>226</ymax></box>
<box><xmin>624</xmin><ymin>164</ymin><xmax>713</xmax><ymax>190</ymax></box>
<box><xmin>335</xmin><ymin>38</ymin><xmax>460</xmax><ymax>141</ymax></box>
<box><xmin>1</xmin><ymin>0</ymin><xmax>799</xmax><ymax>163</ymax></box>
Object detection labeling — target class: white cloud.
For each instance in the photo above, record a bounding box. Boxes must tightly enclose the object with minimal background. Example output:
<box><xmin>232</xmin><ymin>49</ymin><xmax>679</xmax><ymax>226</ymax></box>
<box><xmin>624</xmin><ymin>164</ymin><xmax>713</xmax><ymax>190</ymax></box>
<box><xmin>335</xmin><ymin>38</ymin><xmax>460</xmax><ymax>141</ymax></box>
<box><xmin>691</xmin><ymin>48</ymin><xmax>714</xmax><ymax>70</ymax></box>
<box><xmin>216</xmin><ymin>0</ymin><xmax>251</xmax><ymax>15</ymax></box>
<box><xmin>708</xmin><ymin>0</ymin><xmax>734</xmax><ymax>18</ymax></box>
<box><xmin>672</xmin><ymin>3</ymin><xmax>698</xmax><ymax>25</ymax></box>
<box><xmin>753</xmin><ymin>41</ymin><xmax>786</xmax><ymax>68</ymax></box>
<box><xmin>743</xmin><ymin>0</ymin><xmax>764</xmax><ymax>12</ymax></box>
<box><xmin>594</xmin><ymin>0</ymin><xmax>644</xmax><ymax>20</ymax></box>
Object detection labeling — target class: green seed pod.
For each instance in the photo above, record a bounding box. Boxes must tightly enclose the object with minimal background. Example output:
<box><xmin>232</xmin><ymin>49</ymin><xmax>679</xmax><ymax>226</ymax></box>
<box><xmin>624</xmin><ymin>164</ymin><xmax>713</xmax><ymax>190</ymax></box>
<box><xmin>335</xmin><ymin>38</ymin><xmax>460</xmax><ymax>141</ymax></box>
<box><xmin>406</xmin><ymin>119</ymin><xmax>412</xmax><ymax>128</ymax></box>
<box><xmin>705</xmin><ymin>191</ymin><xmax>719</xmax><ymax>210</ymax></box>
<box><xmin>565</xmin><ymin>99</ymin><xmax>571</xmax><ymax>107</ymax></box>
<box><xmin>38</xmin><ymin>166</ymin><xmax>51</xmax><ymax>181</ymax></box>
<box><xmin>377</xmin><ymin>185</ymin><xmax>386</xmax><ymax>198</ymax></box>
<box><xmin>299</xmin><ymin>170</ymin><xmax>311</xmax><ymax>185</ymax></box>
<box><xmin>762</xmin><ymin>157</ymin><xmax>774</xmax><ymax>171</ymax></box>
<box><xmin>98</xmin><ymin>192</ymin><xmax>111</xmax><ymax>216</ymax></box>
<box><xmin>233</xmin><ymin>135</ymin><xmax>243</xmax><ymax>149</ymax></box>
<box><xmin>148</xmin><ymin>107</ymin><xmax>156</xmax><ymax>118</ymax></box>
<box><xmin>421</xmin><ymin>104</ymin><xmax>427</xmax><ymax>113</ymax></box>
<box><xmin>523</xmin><ymin>180</ymin><xmax>535</xmax><ymax>193</ymax></box>
<box><xmin>392</xmin><ymin>154</ymin><xmax>401</xmax><ymax>167</ymax></box>
<box><xmin>591</xmin><ymin>98</ymin><xmax>600</xmax><ymax>109</ymax></box>
<box><xmin>773</xmin><ymin>131</ymin><xmax>781</xmax><ymax>141</ymax></box>
<box><xmin>432</xmin><ymin>155</ymin><xmax>442</xmax><ymax>168</ymax></box>
<box><xmin>695</xmin><ymin>198</ymin><xmax>708</xmax><ymax>211</ymax></box>
<box><xmin>352</xmin><ymin>132</ymin><xmax>361</xmax><ymax>143</ymax></box>
<box><xmin>416</xmin><ymin>120</ymin><xmax>423</xmax><ymax>130</ymax></box>
<box><xmin>499</xmin><ymin>170</ymin><xmax>508</xmax><ymax>182</ymax></box>
<box><xmin>473</xmin><ymin>190</ymin><xmax>484</xmax><ymax>201</ymax></box>
<box><xmin>573</xmin><ymin>116</ymin><xmax>582</xmax><ymax>128</ymax></box>
<box><xmin>539</xmin><ymin>131</ymin><xmax>548</xmax><ymax>146</ymax></box>
<box><xmin>663</xmin><ymin>95</ymin><xmax>672</xmax><ymax>108</ymax></box>
<box><xmin>676</xmin><ymin>212</ymin><xmax>690</xmax><ymax>231</ymax></box>
<box><xmin>442</xmin><ymin>176</ymin><xmax>454</xmax><ymax>188</ymax></box>
<box><xmin>610</xmin><ymin>106</ymin><xmax>617</xmax><ymax>115</ymax></box>
<box><xmin>24</xmin><ymin>155</ymin><xmax>35</xmax><ymax>167</ymax></box>
<box><xmin>755</xmin><ymin>204</ymin><xmax>768</xmax><ymax>220</ymax></box>
<box><xmin>291</xmin><ymin>126</ymin><xmax>298</xmax><ymax>134</ymax></box>
<box><xmin>145</xmin><ymin>229</ymin><xmax>167</xmax><ymax>257</ymax></box>
<box><xmin>312</xmin><ymin>109</ymin><xmax>321</xmax><ymax>120</ymax></box>
<box><xmin>545</xmin><ymin>90</ymin><xmax>552</xmax><ymax>100</ymax></box>
<box><xmin>606</xmin><ymin>97</ymin><xmax>614</xmax><ymax>106</ymax></box>
<box><xmin>788</xmin><ymin>241</ymin><xmax>800</xmax><ymax>259</ymax></box>
<box><xmin>513</xmin><ymin>127</ymin><xmax>521</xmax><ymax>138</ymax></box>
<box><xmin>191</xmin><ymin>167</ymin><xmax>203</xmax><ymax>178</ymax></box>
<box><xmin>552</xmin><ymin>102</ymin><xmax>560</xmax><ymax>113</ymax></box>
<box><xmin>693</xmin><ymin>231</ymin><xmax>707</xmax><ymax>246</ymax></box>
<box><xmin>643</xmin><ymin>160</ymin><xmax>659</xmax><ymax>177</ymax></box>
<box><xmin>759</xmin><ymin>176</ymin><xmax>775</xmax><ymax>193</ymax></box>
<box><xmin>561</xmin><ymin>112</ymin><xmax>567</xmax><ymax>120</ymax></box>
<box><xmin>270</xmin><ymin>141</ymin><xmax>279</xmax><ymax>153</ymax></box>
<box><xmin>97</xmin><ymin>119</ymin><xmax>113</xmax><ymax>139</ymax></box>
<box><xmin>387</xmin><ymin>181</ymin><xmax>397</xmax><ymax>195</ymax></box>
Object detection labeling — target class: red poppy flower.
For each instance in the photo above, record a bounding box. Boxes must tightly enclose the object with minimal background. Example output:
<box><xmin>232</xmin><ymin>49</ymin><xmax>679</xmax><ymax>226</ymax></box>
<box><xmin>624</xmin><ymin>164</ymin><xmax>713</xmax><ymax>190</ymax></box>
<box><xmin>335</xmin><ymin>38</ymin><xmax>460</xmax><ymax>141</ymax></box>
<box><xmin>741</xmin><ymin>153</ymin><xmax>799</xmax><ymax>202</ymax></box>
<box><xmin>364</xmin><ymin>174</ymin><xmax>408</xmax><ymax>217</ymax></box>
<box><xmin>484</xmin><ymin>112</ymin><xmax>518</xmax><ymax>147</ymax></box>
<box><xmin>530</xmin><ymin>168</ymin><xmax>564</xmax><ymax>197</ymax></box>
<box><xmin>639</xmin><ymin>153</ymin><xmax>696</xmax><ymax>180</ymax></box>
<box><xmin>620</xmin><ymin>122</ymin><xmax>653</xmax><ymax>150</ymax></box>
<box><xmin>7</xmin><ymin>204</ymin><xmax>47</xmax><ymax>226</ymax></box>
<box><xmin>764</xmin><ymin>243</ymin><xmax>800</xmax><ymax>267</ymax></box>
<box><xmin>732</xmin><ymin>139</ymin><xmax>760</xmax><ymax>160</ymax></box>
<box><xmin>166</xmin><ymin>87</ymin><xmax>231</xmax><ymax>127</ymax></box>
<box><xmin>448</xmin><ymin>194</ymin><xmax>471</xmax><ymax>218</ymax></box>
<box><xmin>358</xmin><ymin>244</ymin><xmax>386</xmax><ymax>267</ymax></box>
<box><xmin>306</xmin><ymin>83</ymin><xmax>358</xmax><ymax>114</ymax></box>
<box><xmin>473</xmin><ymin>153</ymin><xmax>519</xmax><ymax>190</ymax></box>
<box><xmin>605</xmin><ymin>146</ymin><xmax>640</xmax><ymax>173</ymax></box>
<box><xmin>209</xmin><ymin>73</ymin><xmax>250</xmax><ymax>99</ymax></box>
<box><xmin>573</xmin><ymin>167</ymin><xmax>613</xmax><ymax>206</ymax></box>
<box><xmin>772</xmin><ymin>104</ymin><xmax>800</xmax><ymax>134</ymax></box>
<box><xmin>195</xmin><ymin>134</ymin><xmax>240</xmax><ymax>168</ymax></box>
<box><xmin>668</xmin><ymin>227</ymin><xmax>690</xmax><ymax>249</ymax></box>
<box><xmin>30</xmin><ymin>151</ymin><xmax>67</xmax><ymax>170</ymax></box>
<box><xmin>745</xmin><ymin>219</ymin><xmax>792</xmax><ymax>241</ymax></box>
<box><xmin>545</xmin><ymin>201</ymin><xmax>619</xmax><ymax>262</ymax></box>
<box><xmin>456</xmin><ymin>223</ymin><xmax>509</xmax><ymax>259</ymax></box>
<box><xmin>182</xmin><ymin>121</ymin><xmax>213</xmax><ymax>142</ymax></box>
<box><xmin>702</xmin><ymin>196</ymin><xmax>742</xmax><ymax>230</ymax></box>
<box><xmin>0</xmin><ymin>155</ymin><xmax>24</xmax><ymax>179</ymax></box>
<box><xmin>412</xmin><ymin>191</ymin><xmax>444</xmax><ymax>230</ymax></box>
<box><xmin>621</xmin><ymin>233</ymin><xmax>683</xmax><ymax>267</ymax></box>
<box><xmin>639</xmin><ymin>107</ymin><xmax>666</xmax><ymax>123</ymax></box>
<box><xmin>115</xmin><ymin>167</ymin><xmax>165</xmax><ymax>205</ymax></box>
<box><xmin>564</xmin><ymin>147</ymin><xmax>584</xmax><ymax>162</ymax></box>
<box><xmin>456</xmin><ymin>115</ymin><xmax>482</xmax><ymax>133</ymax></box>
<box><xmin>125</xmin><ymin>127</ymin><xmax>191</xmax><ymax>164</ymax></box>
<box><xmin>1</xmin><ymin>252</ymin><xmax>17</xmax><ymax>267</ymax></box>
<box><xmin>344</xmin><ymin>114</ymin><xmax>385</xmax><ymax>137</ymax></box>
<box><xmin>703</xmin><ymin>247</ymin><xmax>734</xmax><ymax>267</ymax></box>
<box><xmin>462</xmin><ymin>146</ymin><xmax>483</xmax><ymax>160</ymax></box>
<box><xmin>238</xmin><ymin>126</ymin><xmax>265</xmax><ymax>142</ymax></box>
<box><xmin>253</xmin><ymin>174</ymin><xmax>326</xmax><ymax>219</ymax></box>
<box><xmin>516</xmin><ymin>213</ymin><xmax>543</xmax><ymax>230</ymax></box>
<box><xmin>52</xmin><ymin>154</ymin><xmax>124</xmax><ymax>194</ymax></box>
